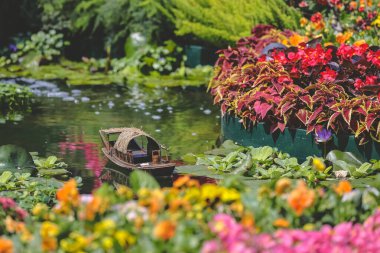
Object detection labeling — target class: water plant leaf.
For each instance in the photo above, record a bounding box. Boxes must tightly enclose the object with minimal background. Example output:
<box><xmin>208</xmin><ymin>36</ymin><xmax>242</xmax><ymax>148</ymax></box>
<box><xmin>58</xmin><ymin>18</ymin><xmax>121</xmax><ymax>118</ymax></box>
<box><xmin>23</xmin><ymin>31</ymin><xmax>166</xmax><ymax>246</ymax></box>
<box><xmin>0</xmin><ymin>171</ymin><xmax>12</xmax><ymax>184</ymax></box>
<box><xmin>0</xmin><ymin>145</ymin><xmax>36</xmax><ymax>174</ymax></box>
<box><xmin>250</xmin><ymin>146</ymin><xmax>273</xmax><ymax>161</ymax></box>
<box><xmin>326</xmin><ymin>150</ymin><xmax>364</xmax><ymax>168</ymax></box>
<box><xmin>129</xmin><ymin>170</ymin><xmax>159</xmax><ymax>192</ymax></box>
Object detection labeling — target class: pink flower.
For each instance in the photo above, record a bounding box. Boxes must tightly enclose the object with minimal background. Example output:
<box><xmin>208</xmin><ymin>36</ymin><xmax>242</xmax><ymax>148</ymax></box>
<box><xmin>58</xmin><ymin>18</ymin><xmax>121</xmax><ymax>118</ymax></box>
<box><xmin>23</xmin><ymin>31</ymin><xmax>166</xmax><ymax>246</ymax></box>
<box><xmin>0</xmin><ymin>197</ymin><xmax>16</xmax><ymax>209</ymax></box>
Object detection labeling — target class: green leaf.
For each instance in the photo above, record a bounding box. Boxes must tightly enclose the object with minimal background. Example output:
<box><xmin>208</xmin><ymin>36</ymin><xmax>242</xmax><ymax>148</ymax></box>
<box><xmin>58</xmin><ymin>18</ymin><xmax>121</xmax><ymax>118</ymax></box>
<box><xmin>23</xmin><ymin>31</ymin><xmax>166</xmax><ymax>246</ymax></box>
<box><xmin>326</xmin><ymin>150</ymin><xmax>364</xmax><ymax>168</ymax></box>
<box><xmin>220</xmin><ymin>140</ymin><xmax>241</xmax><ymax>150</ymax></box>
<box><xmin>250</xmin><ymin>146</ymin><xmax>273</xmax><ymax>161</ymax></box>
<box><xmin>46</xmin><ymin>156</ymin><xmax>58</xmax><ymax>165</ymax></box>
<box><xmin>129</xmin><ymin>170</ymin><xmax>160</xmax><ymax>192</ymax></box>
<box><xmin>0</xmin><ymin>171</ymin><xmax>12</xmax><ymax>184</ymax></box>
<box><xmin>0</xmin><ymin>145</ymin><xmax>35</xmax><ymax>174</ymax></box>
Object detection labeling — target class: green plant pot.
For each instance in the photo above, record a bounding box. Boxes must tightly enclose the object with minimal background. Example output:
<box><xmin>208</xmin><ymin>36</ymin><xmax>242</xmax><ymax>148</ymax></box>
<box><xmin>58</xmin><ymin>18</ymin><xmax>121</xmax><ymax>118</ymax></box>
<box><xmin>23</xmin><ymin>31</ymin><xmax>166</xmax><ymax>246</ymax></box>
<box><xmin>185</xmin><ymin>45</ymin><xmax>217</xmax><ymax>68</ymax></box>
<box><xmin>221</xmin><ymin>115</ymin><xmax>380</xmax><ymax>161</ymax></box>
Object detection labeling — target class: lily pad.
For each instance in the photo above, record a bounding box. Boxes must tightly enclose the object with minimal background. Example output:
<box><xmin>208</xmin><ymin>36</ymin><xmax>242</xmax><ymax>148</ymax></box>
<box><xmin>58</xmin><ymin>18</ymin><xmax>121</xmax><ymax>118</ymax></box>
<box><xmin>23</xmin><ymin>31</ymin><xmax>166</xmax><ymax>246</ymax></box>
<box><xmin>0</xmin><ymin>145</ymin><xmax>36</xmax><ymax>174</ymax></box>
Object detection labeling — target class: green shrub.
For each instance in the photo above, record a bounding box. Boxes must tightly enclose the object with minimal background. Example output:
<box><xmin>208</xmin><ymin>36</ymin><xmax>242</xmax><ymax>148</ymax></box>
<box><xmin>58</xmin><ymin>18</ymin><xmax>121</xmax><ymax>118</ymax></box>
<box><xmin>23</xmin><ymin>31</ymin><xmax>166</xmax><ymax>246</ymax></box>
<box><xmin>154</xmin><ymin>0</ymin><xmax>301</xmax><ymax>47</ymax></box>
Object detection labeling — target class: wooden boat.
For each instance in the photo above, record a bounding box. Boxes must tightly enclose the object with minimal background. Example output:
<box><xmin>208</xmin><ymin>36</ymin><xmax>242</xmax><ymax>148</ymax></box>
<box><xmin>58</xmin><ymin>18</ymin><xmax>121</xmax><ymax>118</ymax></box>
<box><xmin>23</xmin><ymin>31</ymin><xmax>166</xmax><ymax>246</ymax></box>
<box><xmin>99</xmin><ymin>127</ymin><xmax>175</xmax><ymax>176</ymax></box>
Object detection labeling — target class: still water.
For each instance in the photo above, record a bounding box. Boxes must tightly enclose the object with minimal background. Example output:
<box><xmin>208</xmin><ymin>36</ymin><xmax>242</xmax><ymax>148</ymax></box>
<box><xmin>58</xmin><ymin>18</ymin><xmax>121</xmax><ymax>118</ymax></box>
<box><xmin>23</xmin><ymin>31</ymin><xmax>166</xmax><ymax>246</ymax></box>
<box><xmin>0</xmin><ymin>79</ymin><xmax>220</xmax><ymax>191</ymax></box>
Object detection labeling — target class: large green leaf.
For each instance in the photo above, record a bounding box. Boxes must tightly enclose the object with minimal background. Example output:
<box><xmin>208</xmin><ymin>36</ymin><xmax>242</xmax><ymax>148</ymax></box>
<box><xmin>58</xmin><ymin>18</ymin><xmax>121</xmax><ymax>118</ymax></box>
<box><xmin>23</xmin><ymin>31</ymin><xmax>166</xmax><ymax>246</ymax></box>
<box><xmin>0</xmin><ymin>145</ymin><xmax>36</xmax><ymax>174</ymax></box>
<box><xmin>129</xmin><ymin>170</ymin><xmax>160</xmax><ymax>192</ymax></box>
<box><xmin>326</xmin><ymin>150</ymin><xmax>364</xmax><ymax>168</ymax></box>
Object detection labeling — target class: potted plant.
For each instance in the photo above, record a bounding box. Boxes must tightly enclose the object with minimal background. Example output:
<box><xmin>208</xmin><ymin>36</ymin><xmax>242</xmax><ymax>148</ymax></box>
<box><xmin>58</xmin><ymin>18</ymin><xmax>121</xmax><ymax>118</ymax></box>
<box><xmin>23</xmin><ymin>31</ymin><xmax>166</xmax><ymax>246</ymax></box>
<box><xmin>209</xmin><ymin>25</ymin><xmax>380</xmax><ymax>161</ymax></box>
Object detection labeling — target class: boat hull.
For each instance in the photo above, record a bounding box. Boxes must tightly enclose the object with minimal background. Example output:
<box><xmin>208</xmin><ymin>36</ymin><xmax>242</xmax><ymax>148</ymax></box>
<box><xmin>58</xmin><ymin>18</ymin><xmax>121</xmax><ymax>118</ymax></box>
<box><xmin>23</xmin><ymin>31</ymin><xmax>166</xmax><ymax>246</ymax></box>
<box><xmin>101</xmin><ymin>148</ymin><xmax>175</xmax><ymax>176</ymax></box>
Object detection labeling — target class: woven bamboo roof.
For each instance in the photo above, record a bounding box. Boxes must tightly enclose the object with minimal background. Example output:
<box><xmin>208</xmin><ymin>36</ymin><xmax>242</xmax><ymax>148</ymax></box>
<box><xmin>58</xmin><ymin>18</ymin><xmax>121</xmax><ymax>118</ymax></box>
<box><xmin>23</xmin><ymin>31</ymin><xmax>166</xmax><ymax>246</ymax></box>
<box><xmin>114</xmin><ymin>128</ymin><xmax>159</xmax><ymax>154</ymax></box>
<box><xmin>101</xmin><ymin>128</ymin><xmax>131</xmax><ymax>134</ymax></box>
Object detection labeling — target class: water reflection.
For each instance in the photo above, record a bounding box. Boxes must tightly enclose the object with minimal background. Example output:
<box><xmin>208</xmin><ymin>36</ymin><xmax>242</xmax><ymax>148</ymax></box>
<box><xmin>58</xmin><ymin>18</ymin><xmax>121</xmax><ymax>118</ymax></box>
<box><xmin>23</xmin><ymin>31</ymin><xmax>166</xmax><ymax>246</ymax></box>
<box><xmin>0</xmin><ymin>79</ymin><xmax>220</xmax><ymax>191</ymax></box>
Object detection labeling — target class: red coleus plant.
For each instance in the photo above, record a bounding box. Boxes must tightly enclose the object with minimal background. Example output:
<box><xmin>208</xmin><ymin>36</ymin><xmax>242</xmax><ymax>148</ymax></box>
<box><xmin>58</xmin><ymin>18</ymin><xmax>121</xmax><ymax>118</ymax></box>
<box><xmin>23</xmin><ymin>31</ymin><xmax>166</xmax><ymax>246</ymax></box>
<box><xmin>210</xmin><ymin>35</ymin><xmax>380</xmax><ymax>144</ymax></box>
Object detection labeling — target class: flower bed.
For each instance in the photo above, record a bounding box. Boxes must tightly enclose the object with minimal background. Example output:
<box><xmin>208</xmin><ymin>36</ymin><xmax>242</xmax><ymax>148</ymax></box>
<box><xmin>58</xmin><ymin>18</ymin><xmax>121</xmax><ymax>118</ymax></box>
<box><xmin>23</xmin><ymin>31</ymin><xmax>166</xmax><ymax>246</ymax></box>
<box><xmin>210</xmin><ymin>26</ymin><xmax>380</xmax><ymax>145</ymax></box>
<box><xmin>1</xmin><ymin>172</ymin><xmax>380</xmax><ymax>252</ymax></box>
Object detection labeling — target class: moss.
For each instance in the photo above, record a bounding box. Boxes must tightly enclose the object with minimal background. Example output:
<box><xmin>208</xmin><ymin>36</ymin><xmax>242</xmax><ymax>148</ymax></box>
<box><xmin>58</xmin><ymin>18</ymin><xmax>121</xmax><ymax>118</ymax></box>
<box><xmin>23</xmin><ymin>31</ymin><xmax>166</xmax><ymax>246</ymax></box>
<box><xmin>0</xmin><ymin>60</ymin><xmax>211</xmax><ymax>87</ymax></box>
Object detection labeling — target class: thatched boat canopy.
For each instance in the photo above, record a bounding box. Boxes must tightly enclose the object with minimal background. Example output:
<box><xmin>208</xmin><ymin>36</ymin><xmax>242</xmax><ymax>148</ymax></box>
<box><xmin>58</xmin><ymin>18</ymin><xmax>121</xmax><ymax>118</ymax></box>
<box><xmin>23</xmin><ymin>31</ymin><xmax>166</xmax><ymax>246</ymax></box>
<box><xmin>114</xmin><ymin>128</ymin><xmax>160</xmax><ymax>154</ymax></box>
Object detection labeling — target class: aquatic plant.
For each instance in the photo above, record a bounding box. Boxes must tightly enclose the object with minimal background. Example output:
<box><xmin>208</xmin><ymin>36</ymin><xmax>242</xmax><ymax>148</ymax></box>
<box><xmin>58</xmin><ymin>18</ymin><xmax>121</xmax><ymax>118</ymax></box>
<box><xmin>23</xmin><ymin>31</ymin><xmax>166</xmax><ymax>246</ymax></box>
<box><xmin>0</xmin><ymin>30</ymin><xmax>68</xmax><ymax>68</ymax></box>
<box><xmin>181</xmin><ymin>141</ymin><xmax>380</xmax><ymax>181</ymax></box>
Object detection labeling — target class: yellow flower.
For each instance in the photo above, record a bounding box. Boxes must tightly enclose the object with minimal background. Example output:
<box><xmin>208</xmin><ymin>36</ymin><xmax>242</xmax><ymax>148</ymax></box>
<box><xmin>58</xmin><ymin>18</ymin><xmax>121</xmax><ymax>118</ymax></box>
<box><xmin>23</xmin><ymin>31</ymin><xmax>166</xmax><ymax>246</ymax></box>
<box><xmin>116</xmin><ymin>185</ymin><xmax>133</xmax><ymax>199</ymax></box>
<box><xmin>0</xmin><ymin>237</ymin><xmax>13</xmax><ymax>253</ymax></box>
<box><xmin>60</xmin><ymin>233</ymin><xmax>89</xmax><ymax>253</ymax></box>
<box><xmin>312</xmin><ymin>158</ymin><xmax>326</xmax><ymax>172</ymax></box>
<box><xmin>275</xmin><ymin>178</ymin><xmax>292</xmax><ymax>195</ymax></box>
<box><xmin>287</xmin><ymin>181</ymin><xmax>316</xmax><ymax>216</ymax></box>
<box><xmin>40</xmin><ymin>222</ymin><xmax>59</xmax><ymax>238</ymax></box>
<box><xmin>153</xmin><ymin>220</ymin><xmax>176</xmax><ymax>240</ymax></box>
<box><xmin>273</xmin><ymin>218</ymin><xmax>290</xmax><ymax>228</ymax></box>
<box><xmin>115</xmin><ymin>230</ymin><xmax>136</xmax><ymax>247</ymax></box>
<box><xmin>32</xmin><ymin>203</ymin><xmax>48</xmax><ymax>216</ymax></box>
<box><xmin>220</xmin><ymin>188</ymin><xmax>240</xmax><ymax>202</ymax></box>
<box><xmin>95</xmin><ymin>219</ymin><xmax>116</xmax><ymax>235</ymax></box>
<box><xmin>333</xmin><ymin>180</ymin><xmax>352</xmax><ymax>196</ymax></box>
<box><xmin>372</xmin><ymin>15</ymin><xmax>380</xmax><ymax>27</ymax></box>
<box><xmin>303</xmin><ymin>223</ymin><xmax>315</xmax><ymax>231</ymax></box>
<box><xmin>323</xmin><ymin>42</ymin><xmax>334</xmax><ymax>47</ymax></box>
<box><xmin>201</xmin><ymin>184</ymin><xmax>220</xmax><ymax>201</ymax></box>
<box><xmin>101</xmin><ymin>237</ymin><xmax>113</xmax><ymax>250</ymax></box>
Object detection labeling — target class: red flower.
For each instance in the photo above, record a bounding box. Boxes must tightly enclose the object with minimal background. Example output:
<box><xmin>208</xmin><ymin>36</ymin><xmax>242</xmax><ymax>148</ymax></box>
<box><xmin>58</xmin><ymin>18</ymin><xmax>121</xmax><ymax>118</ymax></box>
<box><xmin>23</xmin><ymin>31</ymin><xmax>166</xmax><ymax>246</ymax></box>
<box><xmin>319</xmin><ymin>67</ymin><xmax>337</xmax><ymax>82</ymax></box>
<box><xmin>311</xmin><ymin>12</ymin><xmax>323</xmax><ymax>23</ymax></box>
<box><xmin>354</xmin><ymin>79</ymin><xmax>364</xmax><ymax>89</ymax></box>
<box><xmin>337</xmin><ymin>44</ymin><xmax>355</xmax><ymax>60</ymax></box>
<box><xmin>272</xmin><ymin>51</ymin><xmax>288</xmax><ymax>64</ymax></box>
<box><xmin>367</xmin><ymin>50</ymin><xmax>380</xmax><ymax>68</ymax></box>
<box><xmin>365</xmin><ymin>76</ymin><xmax>378</xmax><ymax>85</ymax></box>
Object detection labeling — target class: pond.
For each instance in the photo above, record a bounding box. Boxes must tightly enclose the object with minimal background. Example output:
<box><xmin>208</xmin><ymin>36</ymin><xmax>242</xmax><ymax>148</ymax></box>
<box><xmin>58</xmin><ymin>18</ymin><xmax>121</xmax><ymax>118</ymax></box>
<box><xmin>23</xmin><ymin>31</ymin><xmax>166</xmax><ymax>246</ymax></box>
<box><xmin>0</xmin><ymin>78</ymin><xmax>220</xmax><ymax>192</ymax></box>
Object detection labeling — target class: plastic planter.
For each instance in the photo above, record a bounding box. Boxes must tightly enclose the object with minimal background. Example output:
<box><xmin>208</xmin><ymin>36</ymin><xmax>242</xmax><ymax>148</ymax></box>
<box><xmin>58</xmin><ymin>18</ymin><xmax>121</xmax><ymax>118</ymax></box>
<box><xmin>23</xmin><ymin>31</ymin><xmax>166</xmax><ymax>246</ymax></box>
<box><xmin>221</xmin><ymin>115</ymin><xmax>380</xmax><ymax>161</ymax></box>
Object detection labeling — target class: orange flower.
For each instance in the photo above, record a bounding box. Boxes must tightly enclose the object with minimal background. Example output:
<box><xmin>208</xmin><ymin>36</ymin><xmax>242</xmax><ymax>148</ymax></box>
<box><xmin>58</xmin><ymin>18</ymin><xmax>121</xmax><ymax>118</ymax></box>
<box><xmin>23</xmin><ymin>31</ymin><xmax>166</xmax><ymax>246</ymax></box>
<box><xmin>56</xmin><ymin>179</ymin><xmax>80</xmax><ymax>212</ymax></box>
<box><xmin>275</xmin><ymin>178</ymin><xmax>292</xmax><ymax>195</ymax></box>
<box><xmin>173</xmin><ymin>176</ymin><xmax>190</xmax><ymax>188</ymax></box>
<box><xmin>300</xmin><ymin>17</ymin><xmax>308</xmax><ymax>27</ymax></box>
<box><xmin>288</xmin><ymin>34</ymin><xmax>307</xmax><ymax>46</ymax></box>
<box><xmin>336</xmin><ymin>31</ymin><xmax>353</xmax><ymax>44</ymax></box>
<box><xmin>354</xmin><ymin>40</ymin><xmax>366</xmax><ymax>46</ymax></box>
<box><xmin>287</xmin><ymin>181</ymin><xmax>315</xmax><ymax>216</ymax></box>
<box><xmin>83</xmin><ymin>196</ymin><xmax>107</xmax><ymax>221</ymax></box>
<box><xmin>349</xmin><ymin>1</ymin><xmax>357</xmax><ymax>9</ymax></box>
<box><xmin>241</xmin><ymin>213</ymin><xmax>255</xmax><ymax>229</ymax></box>
<box><xmin>273</xmin><ymin>218</ymin><xmax>290</xmax><ymax>228</ymax></box>
<box><xmin>168</xmin><ymin>198</ymin><xmax>191</xmax><ymax>213</ymax></box>
<box><xmin>42</xmin><ymin>237</ymin><xmax>57</xmax><ymax>252</ymax></box>
<box><xmin>153</xmin><ymin>220</ymin><xmax>176</xmax><ymax>240</ymax></box>
<box><xmin>5</xmin><ymin>217</ymin><xmax>26</xmax><ymax>233</ymax></box>
<box><xmin>0</xmin><ymin>237</ymin><xmax>13</xmax><ymax>253</ymax></box>
<box><xmin>173</xmin><ymin>176</ymin><xmax>199</xmax><ymax>188</ymax></box>
<box><xmin>333</xmin><ymin>180</ymin><xmax>352</xmax><ymax>196</ymax></box>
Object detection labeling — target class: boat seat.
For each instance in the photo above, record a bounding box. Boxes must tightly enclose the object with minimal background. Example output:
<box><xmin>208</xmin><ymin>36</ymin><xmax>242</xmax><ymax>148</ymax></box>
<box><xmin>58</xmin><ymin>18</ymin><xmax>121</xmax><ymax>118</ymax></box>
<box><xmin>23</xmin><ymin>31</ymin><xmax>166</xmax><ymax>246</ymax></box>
<box><xmin>132</xmin><ymin>150</ymin><xmax>148</xmax><ymax>159</ymax></box>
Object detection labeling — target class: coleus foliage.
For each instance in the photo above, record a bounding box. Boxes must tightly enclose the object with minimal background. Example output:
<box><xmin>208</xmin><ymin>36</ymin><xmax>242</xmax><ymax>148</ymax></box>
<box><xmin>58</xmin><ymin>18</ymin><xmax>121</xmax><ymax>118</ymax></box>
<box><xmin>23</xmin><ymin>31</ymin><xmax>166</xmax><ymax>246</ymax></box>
<box><xmin>210</xmin><ymin>30</ymin><xmax>380</xmax><ymax>144</ymax></box>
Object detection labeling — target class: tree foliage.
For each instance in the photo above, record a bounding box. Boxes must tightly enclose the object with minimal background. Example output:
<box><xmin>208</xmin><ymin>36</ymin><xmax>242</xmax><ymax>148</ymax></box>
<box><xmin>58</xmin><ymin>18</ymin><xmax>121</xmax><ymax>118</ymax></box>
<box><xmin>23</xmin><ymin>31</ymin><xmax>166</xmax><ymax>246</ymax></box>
<box><xmin>153</xmin><ymin>0</ymin><xmax>301</xmax><ymax>47</ymax></box>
